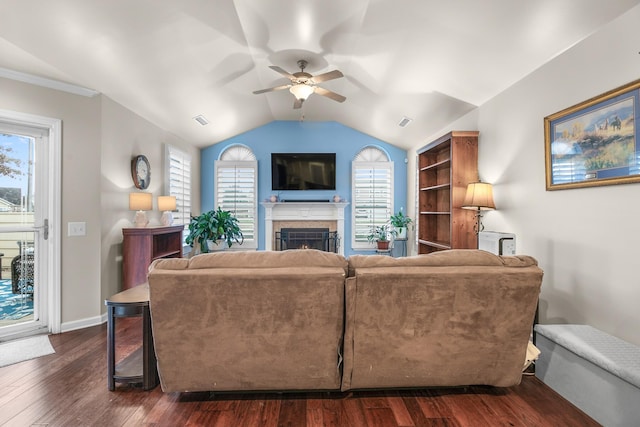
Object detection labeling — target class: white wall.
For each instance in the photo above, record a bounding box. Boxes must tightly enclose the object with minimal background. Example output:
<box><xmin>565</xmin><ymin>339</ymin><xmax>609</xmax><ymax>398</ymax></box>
<box><xmin>410</xmin><ymin>5</ymin><xmax>640</xmax><ymax>346</ymax></box>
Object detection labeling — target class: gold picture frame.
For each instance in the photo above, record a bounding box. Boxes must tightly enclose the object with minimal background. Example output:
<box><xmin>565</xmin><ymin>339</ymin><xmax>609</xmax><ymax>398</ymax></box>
<box><xmin>544</xmin><ymin>79</ymin><xmax>640</xmax><ymax>190</ymax></box>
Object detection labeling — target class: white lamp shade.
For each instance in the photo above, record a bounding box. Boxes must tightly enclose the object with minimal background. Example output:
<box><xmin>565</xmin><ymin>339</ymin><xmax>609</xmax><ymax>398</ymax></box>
<box><xmin>129</xmin><ymin>192</ymin><xmax>152</xmax><ymax>211</ymax></box>
<box><xmin>289</xmin><ymin>84</ymin><xmax>314</xmax><ymax>100</ymax></box>
<box><xmin>157</xmin><ymin>196</ymin><xmax>176</xmax><ymax>212</ymax></box>
<box><xmin>129</xmin><ymin>192</ymin><xmax>152</xmax><ymax>227</ymax></box>
<box><xmin>462</xmin><ymin>182</ymin><xmax>496</xmax><ymax>210</ymax></box>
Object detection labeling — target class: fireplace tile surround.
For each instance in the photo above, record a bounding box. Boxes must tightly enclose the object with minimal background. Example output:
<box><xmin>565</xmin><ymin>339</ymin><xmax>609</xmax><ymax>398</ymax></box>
<box><xmin>261</xmin><ymin>202</ymin><xmax>348</xmax><ymax>255</ymax></box>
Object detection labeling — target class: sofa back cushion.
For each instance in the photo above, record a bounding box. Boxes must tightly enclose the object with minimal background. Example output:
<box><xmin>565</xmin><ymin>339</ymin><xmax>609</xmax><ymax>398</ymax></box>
<box><xmin>347</xmin><ymin>249</ymin><xmax>538</xmax><ymax>275</ymax></box>
<box><xmin>151</xmin><ymin>248</ymin><xmax>348</xmax><ymax>272</ymax></box>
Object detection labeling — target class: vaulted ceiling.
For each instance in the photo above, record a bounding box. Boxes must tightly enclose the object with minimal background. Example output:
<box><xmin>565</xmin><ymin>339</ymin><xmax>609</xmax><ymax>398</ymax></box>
<box><xmin>1</xmin><ymin>0</ymin><xmax>639</xmax><ymax>149</ymax></box>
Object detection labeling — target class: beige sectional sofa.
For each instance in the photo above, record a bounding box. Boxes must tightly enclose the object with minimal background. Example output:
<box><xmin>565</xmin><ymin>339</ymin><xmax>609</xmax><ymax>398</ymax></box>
<box><xmin>147</xmin><ymin>249</ymin><xmax>542</xmax><ymax>393</ymax></box>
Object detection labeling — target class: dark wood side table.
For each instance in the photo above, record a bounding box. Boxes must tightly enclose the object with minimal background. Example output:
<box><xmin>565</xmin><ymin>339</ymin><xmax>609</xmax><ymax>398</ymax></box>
<box><xmin>105</xmin><ymin>283</ymin><xmax>158</xmax><ymax>391</ymax></box>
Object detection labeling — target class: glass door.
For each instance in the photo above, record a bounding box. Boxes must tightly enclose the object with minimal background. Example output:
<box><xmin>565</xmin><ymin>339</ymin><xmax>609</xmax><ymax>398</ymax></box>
<box><xmin>0</xmin><ymin>123</ymin><xmax>50</xmax><ymax>339</ymax></box>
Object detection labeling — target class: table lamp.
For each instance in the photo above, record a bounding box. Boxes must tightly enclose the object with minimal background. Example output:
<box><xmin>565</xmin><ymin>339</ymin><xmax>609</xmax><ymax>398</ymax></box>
<box><xmin>461</xmin><ymin>181</ymin><xmax>496</xmax><ymax>233</ymax></box>
<box><xmin>158</xmin><ymin>196</ymin><xmax>177</xmax><ymax>226</ymax></box>
<box><xmin>129</xmin><ymin>192</ymin><xmax>152</xmax><ymax>227</ymax></box>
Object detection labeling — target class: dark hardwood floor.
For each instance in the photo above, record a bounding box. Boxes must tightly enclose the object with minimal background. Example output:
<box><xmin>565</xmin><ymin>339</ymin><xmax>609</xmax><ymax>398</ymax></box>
<box><xmin>0</xmin><ymin>319</ymin><xmax>600</xmax><ymax>426</ymax></box>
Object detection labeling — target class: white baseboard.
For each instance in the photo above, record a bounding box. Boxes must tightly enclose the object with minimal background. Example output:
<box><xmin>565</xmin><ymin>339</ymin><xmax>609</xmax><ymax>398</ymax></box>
<box><xmin>60</xmin><ymin>313</ymin><xmax>106</xmax><ymax>333</ymax></box>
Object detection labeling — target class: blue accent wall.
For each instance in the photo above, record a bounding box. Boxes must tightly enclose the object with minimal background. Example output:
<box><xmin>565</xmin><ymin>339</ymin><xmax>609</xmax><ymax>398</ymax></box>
<box><xmin>200</xmin><ymin>121</ymin><xmax>408</xmax><ymax>256</ymax></box>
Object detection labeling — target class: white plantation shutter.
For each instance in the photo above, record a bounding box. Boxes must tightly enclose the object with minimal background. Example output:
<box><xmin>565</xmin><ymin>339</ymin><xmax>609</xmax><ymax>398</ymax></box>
<box><xmin>165</xmin><ymin>145</ymin><xmax>191</xmax><ymax>229</ymax></box>
<box><xmin>352</xmin><ymin>149</ymin><xmax>394</xmax><ymax>249</ymax></box>
<box><xmin>215</xmin><ymin>160</ymin><xmax>257</xmax><ymax>248</ymax></box>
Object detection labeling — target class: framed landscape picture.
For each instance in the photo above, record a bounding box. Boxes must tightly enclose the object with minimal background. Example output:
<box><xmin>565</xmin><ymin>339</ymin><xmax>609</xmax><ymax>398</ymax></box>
<box><xmin>544</xmin><ymin>79</ymin><xmax>640</xmax><ymax>190</ymax></box>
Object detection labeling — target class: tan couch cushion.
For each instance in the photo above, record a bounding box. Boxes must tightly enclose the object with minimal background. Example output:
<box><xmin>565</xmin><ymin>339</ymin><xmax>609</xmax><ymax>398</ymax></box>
<box><xmin>347</xmin><ymin>249</ymin><xmax>538</xmax><ymax>275</ymax></box>
<box><xmin>151</xmin><ymin>248</ymin><xmax>348</xmax><ymax>272</ymax></box>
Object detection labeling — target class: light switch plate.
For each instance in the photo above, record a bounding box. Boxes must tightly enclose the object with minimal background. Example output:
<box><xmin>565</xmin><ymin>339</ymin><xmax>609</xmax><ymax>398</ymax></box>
<box><xmin>68</xmin><ymin>222</ymin><xmax>86</xmax><ymax>236</ymax></box>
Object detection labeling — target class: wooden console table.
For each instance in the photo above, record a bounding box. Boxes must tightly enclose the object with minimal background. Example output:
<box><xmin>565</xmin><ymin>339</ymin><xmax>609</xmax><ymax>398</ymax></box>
<box><xmin>122</xmin><ymin>225</ymin><xmax>183</xmax><ymax>290</ymax></box>
<box><xmin>105</xmin><ymin>283</ymin><xmax>158</xmax><ymax>391</ymax></box>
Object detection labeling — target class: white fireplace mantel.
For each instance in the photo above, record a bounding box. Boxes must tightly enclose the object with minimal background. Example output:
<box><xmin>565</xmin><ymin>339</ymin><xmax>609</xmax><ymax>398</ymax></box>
<box><xmin>261</xmin><ymin>202</ymin><xmax>349</xmax><ymax>255</ymax></box>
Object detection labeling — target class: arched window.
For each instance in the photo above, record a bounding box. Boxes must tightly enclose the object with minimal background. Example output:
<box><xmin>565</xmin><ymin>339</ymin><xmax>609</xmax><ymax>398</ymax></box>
<box><xmin>351</xmin><ymin>146</ymin><xmax>394</xmax><ymax>250</ymax></box>
<box><xmin>215</xmin><ymin>145</ymin><xmax>258</xmax><ymax>249</ymax></box>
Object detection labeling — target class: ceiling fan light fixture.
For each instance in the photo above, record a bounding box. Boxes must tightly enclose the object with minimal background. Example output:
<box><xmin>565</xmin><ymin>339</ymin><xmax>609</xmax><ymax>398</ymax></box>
<box><xmin>289</xmin><ymin>84</ymin><xmax>314</xmax><ymax>100</ymax></box>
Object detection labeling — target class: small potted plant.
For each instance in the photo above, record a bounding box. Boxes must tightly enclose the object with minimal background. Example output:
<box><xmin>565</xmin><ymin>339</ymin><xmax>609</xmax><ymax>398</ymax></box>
<box><xmin>186</xmin><ymin>207</ymin><xmax>244</xmax><ymax>254</ymax></box>
<box><xmin>367</xmin><ymin>224</ymin><xmax>396</xmax><ymax>250</ymax></box>
<box><xmin>390</xmin><ymin>209</ymin><xmax>413</xmax><ymax>239</ymax></box>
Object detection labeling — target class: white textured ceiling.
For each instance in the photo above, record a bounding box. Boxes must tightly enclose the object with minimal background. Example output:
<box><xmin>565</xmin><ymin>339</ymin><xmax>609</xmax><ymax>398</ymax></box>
<box><xmin>1</xmin><ymin>0</ymin><xmax>639</xmax><ymax>149</ymax></box>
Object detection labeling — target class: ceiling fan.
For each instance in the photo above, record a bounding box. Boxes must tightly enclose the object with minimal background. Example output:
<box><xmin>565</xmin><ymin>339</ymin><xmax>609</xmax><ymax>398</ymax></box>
<box><xmin>253</xmin><ymin>60</ymin><xmax>346</xmax><ymax>109</ymax></box>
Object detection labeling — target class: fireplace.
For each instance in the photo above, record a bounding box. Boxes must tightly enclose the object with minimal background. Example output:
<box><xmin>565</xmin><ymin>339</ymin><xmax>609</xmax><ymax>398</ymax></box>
<box><xmin>261</xmin><ymin>201</ymin><xmax>348</xmax><ymax>255</ymax></box>
<box><xmin>275</xmin><ymin>228</ymin><xmax>339</xmax><ymax>252</ymax></box>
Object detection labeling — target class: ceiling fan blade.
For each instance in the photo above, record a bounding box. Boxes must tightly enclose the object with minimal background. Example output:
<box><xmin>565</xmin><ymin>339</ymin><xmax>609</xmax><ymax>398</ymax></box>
<box><xmin>269</xmin><ymin>65</ymin><xmax>296</xmax><ymax>79</ymax></box>
<box><xmin>313</xmin><ymin>86</ymin><xmax>346</xmax><ymax>103</ymax></box>
<box><xmin>310</xmin><ymin>70</ymin><xmax>344</xmax><ymax>83</ymax></box>
<box><xmin>293</xmin><ymin>98</ymin><xmax>303</xmax><ymax>109</ymax></box>
<box><xmin>253</xmin><ymin>84</ymin><xmax>290</xmax><ymax>94</ymax></box>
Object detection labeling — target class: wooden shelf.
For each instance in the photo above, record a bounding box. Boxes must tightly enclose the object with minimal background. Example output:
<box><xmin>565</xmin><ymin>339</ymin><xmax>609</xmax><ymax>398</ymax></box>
<box><xmin>151</xmin><ymin>249</ymin><xmax>181</xmax><ymax>260</ymax></box>
<box><xmin>420</xmin><ymin>183</ymin><xmax>451</xmax><ymax>191</ymax></box>
<box><xmin>420</xmin><ymin>158</ymin><xmax>451</xmax><ymax>171</ymax></box>
<box><xmin>114</xmin><ymin>347</ymin><xmax>144</xmax><ymax>381</ymax></box>
<box><xmin>122</xmin><ymin>225</ymin><xmax>183</xmax><ymax>290</ymax></box>
<box><xmin>417</xmin><ymin>239</ymin><xmax>452</xmax><ymax>250</ymax></box>
<box><xmin>417</xmin><ymin>131</ymin><xmax>478</xmax><ymax>254</ymax></box>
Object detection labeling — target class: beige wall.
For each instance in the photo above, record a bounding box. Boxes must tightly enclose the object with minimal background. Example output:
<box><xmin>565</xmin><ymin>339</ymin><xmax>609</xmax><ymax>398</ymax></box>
<box><xmin>0</xmin><ymin>77</ymin><xmax>200</xmax><ymax>330</ymax></box>
<box><xmin>409</xmin><ymin>5</ymin><xmax>640</xmax><ymax>346</ymax></box>
<box><xmin>100</xmin><ymin>97</ymin><xmax>200</xmax><ymax>305</ymax></box>
<box><xmin>0</xmin><ymin>77</ymin><xmax>101</xmax><ymax>326</ymax></box>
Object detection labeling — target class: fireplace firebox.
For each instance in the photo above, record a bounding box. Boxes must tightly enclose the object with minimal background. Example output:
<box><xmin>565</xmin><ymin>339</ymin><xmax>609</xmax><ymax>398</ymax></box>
<box><xmin>275</xmin><ymin>228</ymin><xmax>339</xmax><ymax>253</ymax></box>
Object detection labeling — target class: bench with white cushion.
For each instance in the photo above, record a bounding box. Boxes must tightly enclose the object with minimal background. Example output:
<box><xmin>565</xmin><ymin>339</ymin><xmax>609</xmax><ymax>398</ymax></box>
<box><xmin>535</xmin><ymin>324</ymin><xmax>640</xmax><ymax>427</ymax></box>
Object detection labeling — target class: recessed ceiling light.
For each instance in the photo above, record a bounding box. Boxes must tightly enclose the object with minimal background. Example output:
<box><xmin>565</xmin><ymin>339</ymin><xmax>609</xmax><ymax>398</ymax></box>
<box><xmin>398</xmin><ymin>117</ymin><xmax>413</xmax><ymax>127</ymax></box>
<box><xmin>193</xmin><ymin>115</ymin><xmax>209</xmax><ymax>126</ymax></box>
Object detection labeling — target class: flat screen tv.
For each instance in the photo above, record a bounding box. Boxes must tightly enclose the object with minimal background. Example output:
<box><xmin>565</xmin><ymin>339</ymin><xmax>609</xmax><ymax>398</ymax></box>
<box><xmin>271</xmin><ymin>153</ymin><xmax>336</xmax><ymax>190</ymax></box>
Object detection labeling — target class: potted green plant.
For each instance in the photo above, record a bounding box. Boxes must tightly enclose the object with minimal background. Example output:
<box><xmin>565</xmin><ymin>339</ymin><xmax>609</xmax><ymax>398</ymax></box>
<box><xmin>186</xmin><ymin>209</ymin><xmax>219</xmax><ymax>254</ymax></box>
<box><xmin>390</xmin><ymin>209</ymin><xmax>413</xmax><ymax>239</ymax></box>
<box><xmin>367</xmin><ymin>224</ymin><xmax>396</xmax><ymax>250</ymax></box>
<box><xmin>186</xmin><ymin>207</ymin><xmax>244</xmax><ymax>253</ymax></box>
<box><xmin>213</xmin><ymin>207</ymin><xmax>244</xmax><ymax>249</ymax></box>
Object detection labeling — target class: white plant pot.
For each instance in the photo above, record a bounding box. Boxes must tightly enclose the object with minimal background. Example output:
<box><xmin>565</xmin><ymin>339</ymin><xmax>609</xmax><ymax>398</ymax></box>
<box><xmin>207</xmin><ymin>239</ymin><xmax>228</xmax><ymax>252</ymax></box>
<box><xmin>395</xmin><ymin>227</ymin><xmax>407</xmax><ymax>239</ymax></box>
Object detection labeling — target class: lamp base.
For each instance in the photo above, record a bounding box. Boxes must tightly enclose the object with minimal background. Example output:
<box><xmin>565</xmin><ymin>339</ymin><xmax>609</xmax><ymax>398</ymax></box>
<box><xmin>473</xmin><ymin>211</ymin><xmax>485</xmax><ymax>234</ymax></box>
<box><xmin>160</xmin><ymin>211</ymin><xmax>174</xmax><ymax>226</ymax></box>
<box><xmin>133</xmin><ymin>210</ymin><xmax>148</xmax><ymax>228</ymax></box>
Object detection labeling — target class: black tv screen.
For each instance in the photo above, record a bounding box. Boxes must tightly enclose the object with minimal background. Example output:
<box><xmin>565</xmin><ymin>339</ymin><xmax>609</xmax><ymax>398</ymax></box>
<box><xmin>271</xmin><ymin>153</ymin><xmax>336</xmax><ymax>190</ymax></box>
